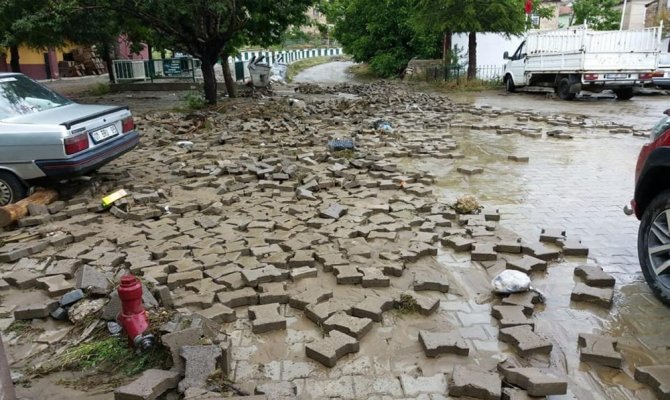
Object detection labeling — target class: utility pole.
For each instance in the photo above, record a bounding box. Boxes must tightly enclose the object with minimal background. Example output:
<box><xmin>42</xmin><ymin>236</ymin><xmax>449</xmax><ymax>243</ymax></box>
<box><xmin>620</xmin><ymin>0</ymin><xmax>628</xmax><ymax>30</ymax></box>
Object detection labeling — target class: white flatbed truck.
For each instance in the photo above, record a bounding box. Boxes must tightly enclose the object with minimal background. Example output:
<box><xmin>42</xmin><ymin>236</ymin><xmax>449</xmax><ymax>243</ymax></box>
<box><xmin>503</xmin><ymin>26</ymin><xmax>662</xmax><ymax>100</ymax></box>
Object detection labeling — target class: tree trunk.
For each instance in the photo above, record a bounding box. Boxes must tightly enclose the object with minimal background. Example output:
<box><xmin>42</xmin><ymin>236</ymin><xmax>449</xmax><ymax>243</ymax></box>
<box><xmin>0</xmin><ymin>189</ymin><xmax>59</xmax><ymax>228</ymax></box>
<box><xmin>221</xmin><ymin>52</ymin><xmax>237</xmax><ymax>98</ymax></box>
<box><xmin>147</xmin><ymin>44</ymin><xmax>153</xmax><ymax>60</ymax></box>
<box><xmin>467</xmin><ymin>32</ymin><xmax>477</xmax><ymax>81</ymax></box>
<box><xmin>101</xmin><ymin>43</ymin><xmax>115</xmax><ymax>83</ymax></box>
<box><xmin>443</xmin><ymin>31</ymin><xmax>452</xmax><ymax>65</ymax></box>
<box><xmin>201</xmin><ymin>56</ymin><xmax>218</xmax><ymax>105</ymax></box>
<box><xmin>9</xmin><ymin>45</ymin><xmax>20</xmax><ymax>73</ymax></box>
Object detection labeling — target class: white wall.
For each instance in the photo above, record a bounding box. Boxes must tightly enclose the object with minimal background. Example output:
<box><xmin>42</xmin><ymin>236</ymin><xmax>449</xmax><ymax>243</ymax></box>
<box><xmin>452</xmin><ymin>33</ymin><xmax>523</xmax><ymax>68</ymax></box>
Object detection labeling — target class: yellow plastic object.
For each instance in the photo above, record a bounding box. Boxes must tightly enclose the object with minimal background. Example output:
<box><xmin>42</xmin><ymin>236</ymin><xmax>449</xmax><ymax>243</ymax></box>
<box><xmin>102</xmin><ymin>189</ymin><xmax>128</xmax><ymax>207</ymax></box>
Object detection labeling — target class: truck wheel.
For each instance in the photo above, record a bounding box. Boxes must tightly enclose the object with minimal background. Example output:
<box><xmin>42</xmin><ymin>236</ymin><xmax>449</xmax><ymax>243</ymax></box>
<box><xmin>0</xmin><ymin>171</ymin><xmax>27</xmax><ymax>206</ymax></box>
<box><xmin>638</xmin><ymin>189</ymin><xmax>670</xmax><ymax>306</ymax></box>
<box><xmin>556</xmin><ymin>78</ymin><xmax>576</xmax><ymax>100</ymax></box>
<box><xmin>614</xmin><ymin>88</ymin><xmax>634</xmax><ymax>100</ymax></box>
<box><xmin>504</xmin><ymin>75</ymin><xmax>516</xmax><ymax>93</ymax></box>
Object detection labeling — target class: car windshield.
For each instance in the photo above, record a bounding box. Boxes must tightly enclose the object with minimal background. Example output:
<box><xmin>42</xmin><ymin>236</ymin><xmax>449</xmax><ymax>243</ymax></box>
<box><xmin>651</xmin><ymin>115</ymin><xmax>670</xmax><ymax>140</ymax></box>
<box><xmin>0</xmin><ymin>75</ymin><xmax>71</xmax><ymax>119</ymax></box>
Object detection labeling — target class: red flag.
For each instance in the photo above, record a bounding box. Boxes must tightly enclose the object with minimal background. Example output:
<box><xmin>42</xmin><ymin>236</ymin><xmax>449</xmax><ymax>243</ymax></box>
<box><xmin>525</xmin><ymin>0</ymin><xmax>533</xmax><ymax>14</ymax></box>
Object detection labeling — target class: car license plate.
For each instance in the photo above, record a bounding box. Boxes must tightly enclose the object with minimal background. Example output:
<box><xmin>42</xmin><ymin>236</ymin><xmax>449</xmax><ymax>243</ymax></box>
<box><xmin>605</xmin><ymin>73</ymin><xmax>628</xmax><ymax>79</ymax></box>
<box><xmin>90</xmin><ymin>125</ymin><xmax>119</xmax><ymax>143</ymax></box>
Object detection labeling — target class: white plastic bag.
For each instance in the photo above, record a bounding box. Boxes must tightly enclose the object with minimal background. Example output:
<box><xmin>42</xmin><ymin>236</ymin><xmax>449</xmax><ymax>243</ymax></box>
<box><xmin>491</xmin><ymin>270</ymin><xmax>531</xmax><ymax>294</ymax></box>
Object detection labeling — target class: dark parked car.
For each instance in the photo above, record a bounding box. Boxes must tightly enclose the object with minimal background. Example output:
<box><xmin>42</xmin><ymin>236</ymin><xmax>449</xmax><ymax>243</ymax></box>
<box><xmin>627</xmin><ymin>109</ymin><xmax>670</xmax><ymax>305</ymax></box>
<box><xmin>0</xmin><ymin>73</ymin><xmax>139</xmax><ymax>206</ymax></box>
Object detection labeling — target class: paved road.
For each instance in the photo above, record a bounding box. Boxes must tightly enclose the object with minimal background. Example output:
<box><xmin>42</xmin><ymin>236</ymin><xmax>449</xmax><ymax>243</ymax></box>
<box><xmin>293</xmin><ymin>61</ymin><xmax>355</xmax><ymax>84</ymax></box>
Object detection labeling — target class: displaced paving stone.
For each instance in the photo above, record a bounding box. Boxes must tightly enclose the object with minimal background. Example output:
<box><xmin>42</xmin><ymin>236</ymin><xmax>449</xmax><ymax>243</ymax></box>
<box><xmin>290</xmin><ymin>266</ymin><xmax>318</xmax><ymax>281</ymax></box>
<box><xmin>258</xmin><ymin>282</ymin><xmax>289</xmax><ymax>304</ymax></box>
<box><xmin>13</xmin><ymin>301</ymin><xmax>59</xmax><ymax>320</ymax></box>
<box><xmin>578</xmin><ymin>333</ymin><xmax>622</xmax><ymax>368</ymax></box>
<box><xmin>501</xmin><ymin>292</ymin><xmax>542</xmax><ymax>316</ymax></box>
<box><xmin>522</xmin><ymin>243</ymin><xmax>560</xmax><ymax>261</ymax></box>
<box><xmin>323</xmin><ymin>312</ymin><xmax>373</xmax><ymax>339</ymax></box>
<box><xmin>167</xmin><ymin>271</ymin><xmax>203</xmax><ymax>289</ymax></box>
<box><xmin>558</xmin><ymin>238</ymin><xmax>589</xmax><ymax>257</ymax></box>
<box><xmin>471</xmin><ymin>243</ymin><xmax>497</xmax><ymax>261</ymax></box>
<box><xmin>508</xmin><ymin>155</ymin><xmax>529</xmax><ymax>162</ymax></box>
<box><xmin>449</xmin><ymin>365</ymin><xmax>501</xmax><ymax>400</ymax></box>
<box><xmin>315</xmin><ymin>252</ymin><xmax>348</xmax><ymax>272</ymax></box>
<box><xmin>498</xmin><ymin>366</ymin><xmax>567</xmax><ymax>397</ymax></box>
<box><xmin>499</xmin><ymin>325</ymin><xmax>552</xmax><ymax>356</ymax></box>
<box><xmin>574</xmin><ymin>266</ymin><xmax>615</xmax><ymax>287</ymax></box>
<box><xmin>305</xmin><ymin>299</ymin><xmax>351</xmax><ymax>324</ymax></box>
<box><xmin>3</xmin><ymin>269</ymin><xmax>39</xmax><ymax>289</ymax></box>
<box><xmin>413</xmin><ymin>270</ymin><xmax>449</xmax><ymax>293</ymax></box>
<box><xmin>506</xmin><ymin>255</ymin><xmax>547</xmax><ymax>274</ymax></box>
<box><xmin>248</xmin><ymin>304</ymin><xmax>286</xmax><ymax>333</ymax></box>
<box><xmin>114</xmin><ymin>369</ymin><xmax>180</xmax><ymax>400</ymax></box>
<box><xmin>35</xmin><ymin>275</ymin><xmax>73</xmax><ymax>297</ymax></box>
<box><xmin>502</xmin><ymin>387</ymin><xmax>537</xmax><ymax>400</ymax></box>
<box><xmin>398</xmin><ymin>292</ymin><xmax>440</xmax><ymax>316</ymax></box>
<box><xmin>571</xmin><ymin>283</ymin><xmax>613</xmax><ymax>308</ymax></box>
<box><xmin>399</xmin><ymin>374</ymin><xmax>448</xmax><ymax>397</ymax></box>
<box><xmin>634</xmin><ymin>365</ymin><xmax>670</xmax><ymax>400</ymax></box>
<box><xmin>333</xmin><ymin>264</ymin><xmax>363</xmax><ymax>284</ymax></box>
<box><xmin>59</xmin><ymin>289</ymin><xmax>85</xmax><ymax>307</ymax></box>
<box><xmin>457</xmin><ymin>166</ymin><xmax>484</xmax><ymax>175</ymax></box>
<box><xmin>419</xmin><ymin>330</ymin><xmax>469</xmax><ymax>357</ymax></box>
<box><xmin>442</xmin><ymin>236</ymin><xmax>475</xmax><ymax>252</ymax></box>
<box><xmin>351</xmin><ymin>295</ymin><xmax>394</xmax><ymax>322</ymax></box>
<box><xmin>289</xmin><ymin>287</ymin><xmax>333</xmax><ymax>310</ymax></box>
<box><xmin>197</xmin><ymin>304</ymin><xmax>236</xmax><ymax>323</ymax></box>
<box><xmin>495</xmin><ymin>241</ymin><xmax>522</xmax><ymax>254</ymax></box>
<box><xmin>75</xmin><ymin>265</ymin><xmax>111</xmax><ymax>295</ymax></box>
<box><xmin>491</xmin><ymin>305</ymin><xmax>534</xmax><ymax>328</ymax></box>
<box><xmin>358</xmin><ymin>267</ymin><xmax>389</xmax><ymax>287</ymax></box>
<box><xmin>539</xmin><ymin>228</ymin><xmax>565</xmax><ymax>243</ymax></box>
<box><xmin>306</xmin><ymin>330</ymin><xmax>359</xmax><ymax>368</ymax></box>
<box><xmin>241</xmin><ymin>265</ymin><xmax>289</xmax><ymax>286</ymax></box>
<box><xmin>320</xmin><ymin>203</ymin><xmax>347</xmax><ymax>219</ymax></box>
<box><xmin>288</xmin><ymin>250</ymin><xmax>315</xmax><ymax>268</ymax></box>
<box><xmin>216</xmin><ymin>287</ymin><xmax>258</xmax><ymax>308</ymax></box>
<box><xmin>179</xmin><ymin>345</ymin><xmax>224</xmax><ymax>393</ymax></box>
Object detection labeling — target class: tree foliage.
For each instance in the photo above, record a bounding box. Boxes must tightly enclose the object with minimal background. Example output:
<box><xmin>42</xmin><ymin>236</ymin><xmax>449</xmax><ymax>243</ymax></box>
<box><xmin>571</xmin><ymin>0</ymin><xmax>621</xmax><ymax>30</ymax></box>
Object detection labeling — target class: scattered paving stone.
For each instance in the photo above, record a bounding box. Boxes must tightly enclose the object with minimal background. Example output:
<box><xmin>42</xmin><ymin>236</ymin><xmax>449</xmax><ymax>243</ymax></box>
<box><xmin>288</xmin><ymin>250</ymin><xmax>315</xmax><ymax>268</ymax></box>
<box><xmin>419</xmin><ymin>330</ymin><xmax>469</xmax><ymax>357</ymax></box>
<box><xmin>323</xmin><ymin>312</ymin><xmax>373</xmax><ymax>339</ymax></box>
<box><xmin>75</xmin><ymin>265</ymin><xmax>111</xmax><ymax>295</ymax></box>
<box><xmin>197</xmin><ymin>304</ymin><xmax>236</xmax><ymax>323</ymax></box>
<box><xmin>471</xmin><ymin>243</ymin><xmax>497</xmax><ymax>261</ymax></box>
<box><xmin>350</xmin><ymin>295</ymin><xmax>393</xmax><ymax>322</ymax></box>
<box><xmin>522</xmin><ymin>243</ymin><xmax>560</xmax><ymax>261</ymax></box>
<box><xmin>333</xmin><ymin>264</ymin><xmax>363</xmax><ymax>284</ymax></box>
<box><xmin>14</xmin><ymin>301</ymin><xmax>59</xmax><ymax>320</ymax></box>
<box><xmin>499</xmin><ymin>325</ymin><xmax>552</xmax><ymax>356</ymax></box>
<box><xmin>179</xmin><ymin>345</ymin><xmax>225</xmax><ymax>393</ymax></box>
<box><xmin>506</xmin><ymin>255</ymin><xmax>547</xmax><ymax>274</ymax></box>
<box><xmin>248</xmin><ymin>304</ymin><xmax>286</xmax><ymax>333</ymax></box>
<box><xmin>258</xmin><ymin>282</ymin><xmax>289</xmax><ymax>304</ymax></box>
<box><xmin>501</xmin><ymin>292</ymin><xmax>542</xmax><ymax>316</ymax></box>
<box><xmin>495</xmin><ymin>241</ymin><xmax>522</xmax><ymax>254</ymax></box>
<box><xmin>162</xmin><ymin>327</ymin><xmax>209</xmax><ymax>373</ymax></box>
<box><xmin>398</xmin><ymin>291</ymin><xmax>440</xmax><ymax>316</ymax></box>
<box><xmin>498</xmin><ymin>366</ymin><xmax>567</xmax><ymax>397</ymax></box>
<box><xmin>241</xmin><ymin>265</ymin><xmax>289</xmax><ymax>286</ymax></box>
<box><xmin>167</xmin><ymin>271</ymin><xmax>203</xmax><ymax>289</ymax></box>
<box><xmin>571</xmin><ymin>283</ymin><xmax>613</xmax><ymax>308</ymax></box>
<box><xmin>358</xmin><ymin>267</ymin><xmax>389</xmax><ymax>287</ymax></box>
<box><xmin>59</xmin><ymin>289</ymin><xmax>85</xmax><ymax>308</ymax></box>
<box><xmin>442</xmin><ymin>236</ymin><xmax>475</xmax><ymax>252</ymax></box>
<box><xmin>399</xmin><ymin>373</ymin><xmax>448</xmax><ymax>397</ymax></box>
<box><xmin>457</xmin><ymin>166</ymin><xmax>484</xmax><ymax>175</ymax></box>
<box><xmin>502</xmin><ymin>387</ymin><xmax>536</xmax><ymax>400</ymax></box>
<box><xmin>574</xmin><ymin>266</ymin><xmax>615</xmax><ymax>287</ymax></box>
<box><xmin>305</xmin><ymin>299</ymin><xmax>350</xmax><ymax>324</ymax></box>
<box><xmin>114</xmin><ymin>369</ymin><xmax>180</xmax><ymax>400</ymax></box>
<box><xmin>35</xmin><ymin>275</ymin><xmax>73</xmax><ymax>297</ymax></box>
<box><xmin>491</xmin><ymin>305</ymin><xmax>534</xmax><ymax>328</ymax></box>
<box><xmin>305</xmin><ymin>330</ymin><xmax>359</xmax><ymax>368</ymax></box>
<box><xmin>216</xmin><ymin>287</ymin><xmax>258</xmax><ymax>308</ymax></box>
<box><xmin>413</xmin><ymin>270</ymin><xmax>449</xmax><ymax>293</ymax></box>
<box><xmin>449</xmin><ymin>365</ymin><xmax>501</xmax><ymax>400</ymax></box>
<box><xmin>539</xmin><ymin>228</ymin><xmax>565</xmax><ymax>243</ymax></box>
<box><xmin>289</xmin><ymin>287</ymin><xmax>333</xmax><ymax>310</ymax></box>
<box><xmin>578</xmin><ymin>333</ymin><xmax>622</xmax><ymax>368</ymax></box>
<box><xmin>320</xmin><ymin>203</ymin><xmax>347</xmax><ymax>219</ymax></box>
<box><xmin>634</xmin><ymin>365</ymin><xmax>670</xmax><ymax>400</ymax></box>
<box><xmin>290</xmin><ymin>266</ymin><xmax>318</xmax><ymax>281</ymax></box>
<box><xmin>508</xmin><ymin>155</ymin><xmax>529</xmax><ymax>162</ymax></box>
<box><xmin>558</xmin><ymin>238</ymin><xmax>589</xmax><ymax>256</ymax></box>
<box><xmin>3</xmin><ymin>269</ymin><xmax>39</xmax><ymax>290</ymax></box>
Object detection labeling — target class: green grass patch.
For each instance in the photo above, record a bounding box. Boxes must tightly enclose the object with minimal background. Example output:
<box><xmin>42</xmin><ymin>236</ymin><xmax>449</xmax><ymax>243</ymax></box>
<box><xmin>182</xmin><ymin>92</ymin><xmax>207</xmax><ymax>110</ymax></box>
<box><xmin>393</xmin><ymin>294</ymin><xmax>419</xmax><ymax>314</ymax></box>
<box><xmin>287</xmin><ymin>57</ymin><xmax>334</xmax><ymax>82</ymax></box>
<box><xmin>89</xmin><ymin>83</ymin><xmax>111</xmax><ymax>96</ymax></box>
<box><xmin>348</xmin><ymin>63</ymin><xmax>379</xmax><ymax>81</ymax></box>
<box><xmin>6</xmin><ymin>320</ymin><xmax>37</xmax><ymax>335</ymax></box>
<box><xmin>430</xmin><ymin>78</ymin><xmax>502</xmax><ymax>92</ymax></box>
<box><xmin>35</xmin><ymin>337</ymin><xmax>171</xmax><ymax>377</ymax></box>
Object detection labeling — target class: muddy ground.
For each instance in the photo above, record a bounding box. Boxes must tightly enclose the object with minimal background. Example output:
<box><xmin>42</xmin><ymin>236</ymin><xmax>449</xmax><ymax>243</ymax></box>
<box><xmin>2</xmin><ymin>64</ymin><xmax>669</xmax><ymax>400</ymax></box>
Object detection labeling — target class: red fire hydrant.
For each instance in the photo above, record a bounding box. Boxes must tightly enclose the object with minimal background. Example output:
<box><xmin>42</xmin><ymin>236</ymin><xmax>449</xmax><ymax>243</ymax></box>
<box><xmin>117</xmin><ymin>274</ymin><xmax>154</xmax><ymax>351</ymax></box>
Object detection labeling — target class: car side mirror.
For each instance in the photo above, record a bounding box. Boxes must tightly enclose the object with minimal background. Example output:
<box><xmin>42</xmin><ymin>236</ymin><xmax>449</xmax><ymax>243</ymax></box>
<box><xmin>503</xmin><ymin>51</ymin><xmax>509</xmax><ymax>60</ymax></box>
<box><xmin>665</xmin><ymin>109</ymin><xmax>670</xmax><ymax>116</ymax></box>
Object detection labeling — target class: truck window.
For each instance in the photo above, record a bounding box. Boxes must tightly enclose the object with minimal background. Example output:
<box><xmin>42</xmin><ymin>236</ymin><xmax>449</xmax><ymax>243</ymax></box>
<box><xmin>512</xmin><ymin>42</ymin><xmax>526</xmax><ymax>60</ymax></box>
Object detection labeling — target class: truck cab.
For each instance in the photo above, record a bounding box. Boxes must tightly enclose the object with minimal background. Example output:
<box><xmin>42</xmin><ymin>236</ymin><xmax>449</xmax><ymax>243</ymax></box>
<box><xmin>503</xmin><ymin>41</ymin><xmax>527</xmax><ymax>91</ymax></box>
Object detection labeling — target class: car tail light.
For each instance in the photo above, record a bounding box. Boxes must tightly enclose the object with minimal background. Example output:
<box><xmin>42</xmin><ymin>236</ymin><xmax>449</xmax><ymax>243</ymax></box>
<box><xmin>640</xmin><ymin>73</ymin><xmax>653</xmax><ymax>80</ymax></box>
<box><xmin>653</xmin><ymin>70</ymin><xmax>665</xmax><ymax>77</ymax></box>
<box><xmin>122</xmin><ymin>116</ymin><xmax>134</xmax><ymax>133</ymax></box>
<box><xmin>64</xmin><ymin>132</ymin><xmax>90</xmax><ymax>155</ymax></box>
<box><xmin>584</xmin><ymin>74</ymin><xmax>598</xmax><ymax>81</ymax></box>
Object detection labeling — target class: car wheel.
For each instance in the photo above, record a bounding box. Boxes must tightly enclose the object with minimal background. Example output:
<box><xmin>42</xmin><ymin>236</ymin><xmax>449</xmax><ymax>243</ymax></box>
<box><xmin>614</xmin><ymin>88</ymin><xmax>634</xmax><ymax>100</ymax></box>
<box><xmin>504</xmin><ymin>75</ymin><xmax>516</xmax><ymax>93</ymax></box>
<box><xmin>556</xmin><ymin>78</ymin><xmax>576</xmax><ymax>100</ymax></box>
<box><xmin>638</xmin><ymin>189</ymin><xmax>670</xmax><ymax>306</ymax></box>
<box><xmin>0</xmin><ymin>171</ymin><xmax>27</xmax><ymax>206</ymax></box>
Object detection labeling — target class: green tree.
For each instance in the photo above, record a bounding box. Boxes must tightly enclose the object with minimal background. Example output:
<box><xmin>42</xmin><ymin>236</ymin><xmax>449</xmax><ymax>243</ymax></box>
<box><xmin>571</xmin><ymin>0</ymin><xmax>621</xmax><ymax>30</ymax></box>
<box><xmin>326</xmin><ymin>0</ymin><xmax>441</xmax><ymax>78</ymax></box>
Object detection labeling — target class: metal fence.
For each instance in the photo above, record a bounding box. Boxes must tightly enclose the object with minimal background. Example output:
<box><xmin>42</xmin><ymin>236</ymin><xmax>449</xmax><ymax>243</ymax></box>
<box><xmin>423</xmin><ymin>64</ymin><xmax>504</xmax><ymax>83</ymax></box>
<box><xmin>113</xmin><ymin>58</ymin><xmax>202</xmax><ymax>83</ymax></box>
